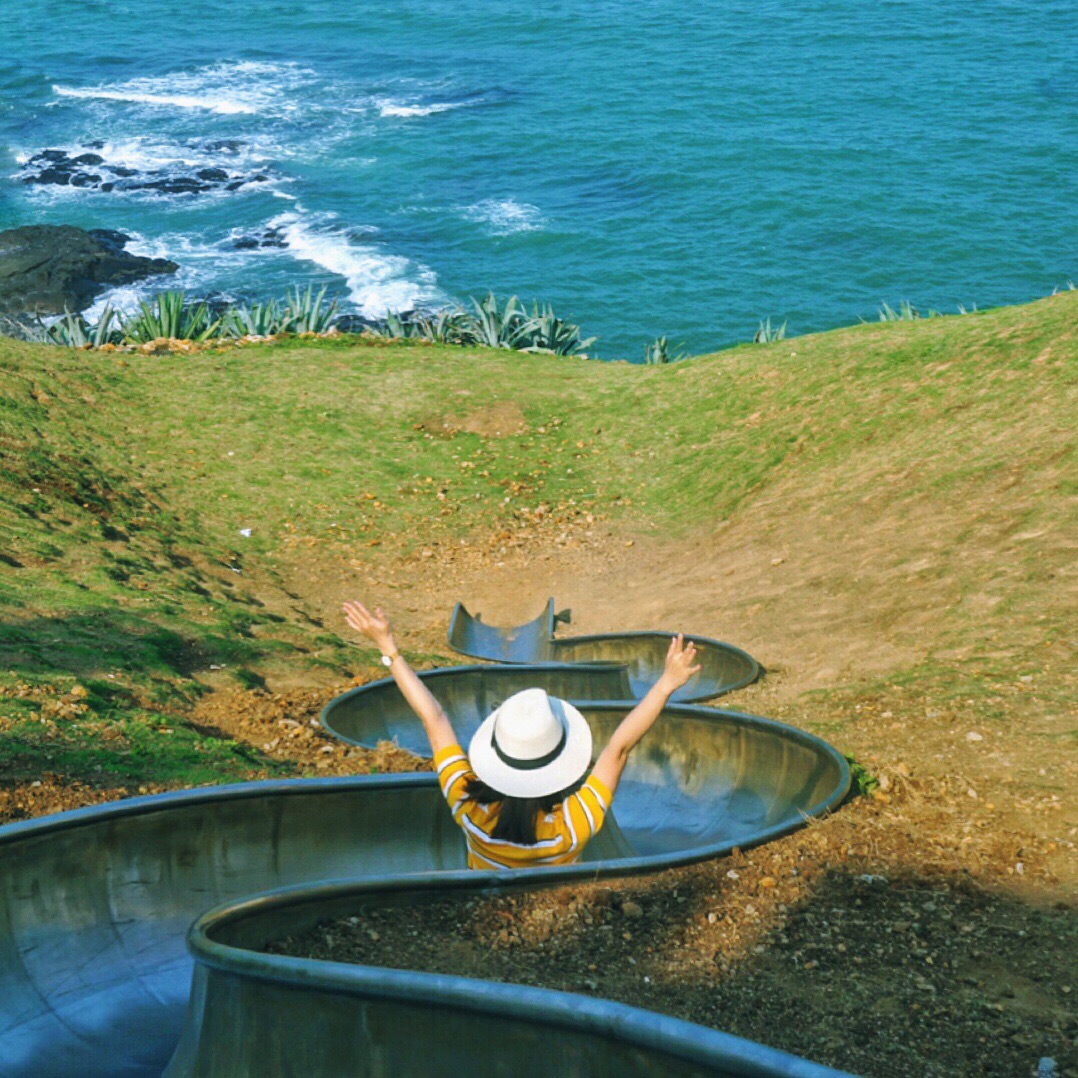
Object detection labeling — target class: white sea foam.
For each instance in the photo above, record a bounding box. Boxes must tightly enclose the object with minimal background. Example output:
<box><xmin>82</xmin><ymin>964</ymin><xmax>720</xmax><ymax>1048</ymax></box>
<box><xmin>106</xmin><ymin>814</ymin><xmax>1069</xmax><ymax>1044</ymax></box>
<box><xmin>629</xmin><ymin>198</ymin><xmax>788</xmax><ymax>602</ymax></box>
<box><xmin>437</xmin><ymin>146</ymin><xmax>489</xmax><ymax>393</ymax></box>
<box><xmin>52</xmin><ymin>61</ymin><xmax>312</xmax><ymax>117</ymax></box>
<box><xmin>268</xmin><ymin>212</ymin><xmax>440</xmax><ymax>316</ymax></box>
<box><xmin>462</xmin><ymin>198</ymin><xmax>545</xmax><ymax>234</ymax></box>
<box><xmin>375</xmin><ymin>97</ymin><xmax>462</xmax><ymax>119</ymax></box>
<box><xmin>54</xmin><ymin>86</ymin><xmax>256</xmax><ymax>115</ymax></box>
<box><xmin>67</xmin><ymin>134</ymin><xmax>275</xmax><ymax>172</ymax></box>
<box><xmin>82</xmin><ymin>231</ymin><xmax>240</xmax><ymax>320</ymax></box>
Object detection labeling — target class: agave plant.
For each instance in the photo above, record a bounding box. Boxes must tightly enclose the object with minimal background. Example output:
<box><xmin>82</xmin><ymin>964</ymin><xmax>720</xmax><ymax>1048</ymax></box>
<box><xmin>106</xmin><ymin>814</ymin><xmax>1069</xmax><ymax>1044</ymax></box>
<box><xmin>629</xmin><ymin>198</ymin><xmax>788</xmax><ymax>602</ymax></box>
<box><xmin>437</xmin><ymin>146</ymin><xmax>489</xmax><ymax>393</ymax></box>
<box><xmin>464</xmin><ymin>293</ymin><xmax>532</xmax><ymax>349</ymax></box>
<box><xmin>752</xmin><ymin>317</ymin><xmax>787</xmax><ymax>343</ymax></box>
<box><xmin>120</xmin><ymin>291</ymin><xmax>221</xmax><ymax>343</ymax></box>
<box><xmin>283</xmin><ymin>285</ymin><xmax>337</xmax><ymax>334</ymax></box>
<box><xmin>0</xmin><ymin>314</ymin><xmax>51</xmax><ymax>343</ymax></box>
<box><xmin>374</xmin><ymin>310</ymin><xmax>431</xmax><ymax>340</ymax></box>
<box><xmin>876</xmin><ymin>300</ymin><xmax>920</xmax><ymax>323</ymax></box>
<box><xmin>45</xmin><ymin>305</ymin><xmax>119</xmax><ymax>348</ymax></box>
<box><xmin>643</xmin><ymin>336</ymin><xmax>686</xmax><ymax>365</ymax></box>
<box><xmin>221</xmin><ymin>297</ymin><xmax>290</xmax><ymax>338</ymax></box>
<box><xmin>426</xmin><ymin>307</ymin><xmax>475</xmax><ymax>344</ymax></box>
<box><xmin>517</xmin><ymin>302</ymin><xmax>597</xmax><ymax>356</ymax></box>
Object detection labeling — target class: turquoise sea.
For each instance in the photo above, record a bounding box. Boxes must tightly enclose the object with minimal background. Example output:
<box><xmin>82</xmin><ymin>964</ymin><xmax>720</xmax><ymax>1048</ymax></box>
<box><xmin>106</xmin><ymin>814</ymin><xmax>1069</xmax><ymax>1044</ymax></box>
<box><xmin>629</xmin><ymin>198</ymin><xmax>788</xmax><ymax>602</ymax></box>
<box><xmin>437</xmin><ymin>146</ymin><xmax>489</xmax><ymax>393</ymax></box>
<box><xmin>1</xmin><ymin>0</ymin><xmax>1074</xmax><ymax>357</ymax></box>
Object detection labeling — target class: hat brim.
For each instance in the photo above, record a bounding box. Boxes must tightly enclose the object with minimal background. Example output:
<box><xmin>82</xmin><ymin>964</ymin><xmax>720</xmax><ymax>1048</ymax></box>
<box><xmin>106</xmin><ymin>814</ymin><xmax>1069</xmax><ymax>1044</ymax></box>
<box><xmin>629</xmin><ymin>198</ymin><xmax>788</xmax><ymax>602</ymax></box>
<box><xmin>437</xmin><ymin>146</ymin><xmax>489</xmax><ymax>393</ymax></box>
<box><xmin>468</xmin><ymin>697</ymin><xmax>593</xmax><ymax>799</ymax></box>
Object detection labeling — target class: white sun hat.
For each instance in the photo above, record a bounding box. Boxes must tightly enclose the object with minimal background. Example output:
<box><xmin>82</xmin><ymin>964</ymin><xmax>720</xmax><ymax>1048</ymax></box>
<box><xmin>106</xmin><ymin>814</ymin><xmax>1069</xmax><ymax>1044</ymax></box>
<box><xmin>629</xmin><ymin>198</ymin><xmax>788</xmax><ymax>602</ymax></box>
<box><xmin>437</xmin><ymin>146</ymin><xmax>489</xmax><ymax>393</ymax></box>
<box><xmin>468</xmin><ymin>688</ymin><xmax>593</xmax><ymax>799</ymax></box>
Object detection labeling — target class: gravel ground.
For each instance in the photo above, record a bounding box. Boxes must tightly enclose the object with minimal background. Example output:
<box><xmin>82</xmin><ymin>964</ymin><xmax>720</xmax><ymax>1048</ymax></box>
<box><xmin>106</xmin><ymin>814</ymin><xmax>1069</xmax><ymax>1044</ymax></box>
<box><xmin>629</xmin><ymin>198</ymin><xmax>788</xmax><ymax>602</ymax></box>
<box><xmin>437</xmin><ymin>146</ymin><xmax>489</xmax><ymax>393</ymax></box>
<box><xmin>270</xmin><ymin>781</ymin><xmax>1076</xmax><ymax>1078</ymax></box>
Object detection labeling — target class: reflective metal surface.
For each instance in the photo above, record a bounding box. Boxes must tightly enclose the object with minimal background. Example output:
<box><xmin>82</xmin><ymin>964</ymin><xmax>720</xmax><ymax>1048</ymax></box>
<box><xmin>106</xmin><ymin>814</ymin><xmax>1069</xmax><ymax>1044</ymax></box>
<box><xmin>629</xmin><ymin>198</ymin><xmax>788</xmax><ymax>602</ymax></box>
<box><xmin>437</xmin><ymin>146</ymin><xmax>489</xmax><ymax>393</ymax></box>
<box><xmin>0</xmin><ymin>597</ymin><xmax>848</xmax><ymax>1077</ymax></box>
<box><xmin>447</xmin><ymin>599</ymin><xmax>760</xmax><ymax>701</ymax></box>
<box><xmin>0</xmin><ymin>703</ymin><xmax>848</xmax><ymax>1076</ymax></box>
<box><xmin>321</xmin><ymin>662</ymin><xmax>633</xmax><ymax>752</ymax></box>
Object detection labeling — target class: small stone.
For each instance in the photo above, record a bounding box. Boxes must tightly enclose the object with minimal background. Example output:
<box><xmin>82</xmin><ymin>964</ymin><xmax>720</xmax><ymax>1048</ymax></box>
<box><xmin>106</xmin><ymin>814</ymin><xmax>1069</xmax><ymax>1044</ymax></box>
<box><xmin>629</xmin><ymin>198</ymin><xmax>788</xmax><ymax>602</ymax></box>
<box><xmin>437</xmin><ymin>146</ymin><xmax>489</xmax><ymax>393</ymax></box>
<box><xmin>621</xmin><ymin>900</ymin><xmax>643</xmax><ymax>919</ymax></box>
<box><xmin>758</xmin><ymin>876</ymin><xmax>776</xmax><ymax>889</ymax></box>
<box><xmin>966</xmin><ymin>731</ymin><xmax>983</xmax><ymax>742</ymax></box>
<box><xmin>770</xmin><ymin>557</ymin><xmax>785</xmax><ymax>566</ymax></box>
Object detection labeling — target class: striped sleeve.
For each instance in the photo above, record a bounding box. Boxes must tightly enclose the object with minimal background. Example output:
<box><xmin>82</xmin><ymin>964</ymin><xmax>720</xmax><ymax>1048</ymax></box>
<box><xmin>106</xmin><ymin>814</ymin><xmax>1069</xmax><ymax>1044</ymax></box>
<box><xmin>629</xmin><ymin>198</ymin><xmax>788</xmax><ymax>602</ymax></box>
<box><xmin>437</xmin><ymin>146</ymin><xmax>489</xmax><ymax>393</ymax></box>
<box><xmin>562</xmin><ymin>774</ymin><xmax>611</xmax><ymax>852</ymax></box>
<box><xmin>432</xmin><ymin>743</ymin><xmax>475</xmax><ymax>825</ymax></box>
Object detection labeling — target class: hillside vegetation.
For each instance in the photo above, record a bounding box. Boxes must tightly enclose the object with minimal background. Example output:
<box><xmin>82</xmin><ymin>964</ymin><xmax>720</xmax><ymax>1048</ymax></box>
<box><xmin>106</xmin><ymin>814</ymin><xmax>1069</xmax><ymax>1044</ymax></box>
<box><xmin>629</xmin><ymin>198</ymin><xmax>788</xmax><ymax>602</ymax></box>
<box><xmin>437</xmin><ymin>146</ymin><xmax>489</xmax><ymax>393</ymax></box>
<box><xmin>0</xmin><ymin>293</ymin><xmax>1073</xmax><ymax>796</ymax></box>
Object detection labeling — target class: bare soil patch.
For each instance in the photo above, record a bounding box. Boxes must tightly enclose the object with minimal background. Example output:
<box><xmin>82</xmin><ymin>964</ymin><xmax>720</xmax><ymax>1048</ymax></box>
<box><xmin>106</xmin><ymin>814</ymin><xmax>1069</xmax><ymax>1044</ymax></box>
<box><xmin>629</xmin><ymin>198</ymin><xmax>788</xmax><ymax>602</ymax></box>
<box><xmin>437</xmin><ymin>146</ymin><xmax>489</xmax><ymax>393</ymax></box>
<box><xmin>190</xmin><ymin>684</ymin><xmax>428</xmax><ymax>775</ymax></box>
<box><xmin>0</xmin><ymin>774</ymin><xmax>172</xmax><ymax>825</ymax></box>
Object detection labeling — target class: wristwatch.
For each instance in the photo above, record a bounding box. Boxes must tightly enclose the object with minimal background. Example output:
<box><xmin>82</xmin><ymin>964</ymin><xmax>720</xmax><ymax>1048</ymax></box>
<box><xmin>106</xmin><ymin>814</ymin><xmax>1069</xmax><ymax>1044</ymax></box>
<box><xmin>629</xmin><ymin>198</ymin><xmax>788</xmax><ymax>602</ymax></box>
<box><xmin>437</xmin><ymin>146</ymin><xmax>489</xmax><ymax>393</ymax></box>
<box><xmin>380</xmin><ymin>650</ymin><xmax>401</xmax><ymax>667</ymax></box>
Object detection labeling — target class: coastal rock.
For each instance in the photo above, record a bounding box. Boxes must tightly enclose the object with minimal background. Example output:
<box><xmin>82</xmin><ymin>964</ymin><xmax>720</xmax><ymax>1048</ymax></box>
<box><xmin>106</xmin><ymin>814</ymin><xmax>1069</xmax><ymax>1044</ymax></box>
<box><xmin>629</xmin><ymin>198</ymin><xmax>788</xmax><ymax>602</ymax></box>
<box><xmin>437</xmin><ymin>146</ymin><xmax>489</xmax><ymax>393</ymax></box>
<box><xmin>0</xmin><ymin>225</ymin><xmax>178</xmax><ymax>316</ymax></box>
<box><xmin>18</xmin><ymin>143</ymin><xmax>274</xmax><ymax>198</ymax></box>
<box><xmin>231</xmin><ymin>225</ymin><xmax>290</xmax><ymax>251</ymax></box>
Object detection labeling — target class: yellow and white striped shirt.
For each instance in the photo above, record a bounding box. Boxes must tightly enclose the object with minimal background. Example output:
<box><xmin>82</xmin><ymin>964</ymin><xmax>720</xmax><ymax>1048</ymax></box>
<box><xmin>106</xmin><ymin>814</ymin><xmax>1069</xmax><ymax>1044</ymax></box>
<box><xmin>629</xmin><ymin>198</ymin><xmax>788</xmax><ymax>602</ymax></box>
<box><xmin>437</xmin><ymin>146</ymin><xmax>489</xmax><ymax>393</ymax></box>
<box><xmin>434</xmin><ymin>743</ymin><xmax>611</xmax><ymax>870</ymax></box>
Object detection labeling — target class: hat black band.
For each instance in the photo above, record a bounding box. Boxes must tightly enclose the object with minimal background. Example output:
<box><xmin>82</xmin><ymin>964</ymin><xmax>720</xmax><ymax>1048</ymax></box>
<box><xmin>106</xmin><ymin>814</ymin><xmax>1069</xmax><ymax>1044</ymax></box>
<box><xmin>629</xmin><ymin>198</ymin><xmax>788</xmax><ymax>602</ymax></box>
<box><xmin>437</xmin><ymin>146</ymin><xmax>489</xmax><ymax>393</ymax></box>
<box><xmin>491</xmin><ymin>724</ymin><xmax>567</xmax><ymax>771</ymax></box>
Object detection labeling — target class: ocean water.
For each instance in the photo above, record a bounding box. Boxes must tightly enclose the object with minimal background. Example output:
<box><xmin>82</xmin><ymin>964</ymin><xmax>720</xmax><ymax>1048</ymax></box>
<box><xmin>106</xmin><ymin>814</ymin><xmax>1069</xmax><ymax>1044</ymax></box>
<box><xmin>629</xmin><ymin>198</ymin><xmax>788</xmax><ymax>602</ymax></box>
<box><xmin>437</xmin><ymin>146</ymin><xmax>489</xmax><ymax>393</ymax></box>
<box><xmin>1</xmin><ymin>0</ymin><xmax>1074</xmax><ymax>357</ymax></box>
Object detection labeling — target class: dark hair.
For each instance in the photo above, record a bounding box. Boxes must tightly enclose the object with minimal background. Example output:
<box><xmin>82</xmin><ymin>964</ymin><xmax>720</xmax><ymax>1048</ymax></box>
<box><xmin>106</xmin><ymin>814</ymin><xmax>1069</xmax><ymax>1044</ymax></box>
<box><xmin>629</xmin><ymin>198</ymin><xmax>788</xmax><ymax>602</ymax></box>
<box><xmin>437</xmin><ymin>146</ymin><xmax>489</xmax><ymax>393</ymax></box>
<box><xmin>464</xmin><ymin>775</ymin><xmax>586</xmax><ymax>846</ymax></box>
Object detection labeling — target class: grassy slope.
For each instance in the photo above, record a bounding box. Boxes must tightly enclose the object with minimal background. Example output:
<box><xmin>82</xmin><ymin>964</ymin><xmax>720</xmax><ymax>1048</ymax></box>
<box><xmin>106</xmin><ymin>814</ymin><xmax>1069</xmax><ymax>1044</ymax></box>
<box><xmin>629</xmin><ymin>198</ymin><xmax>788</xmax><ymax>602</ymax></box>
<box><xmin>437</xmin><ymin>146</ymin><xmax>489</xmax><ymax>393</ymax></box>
<box><xmin>0</xmin><ymin>292</ymin><xmax>1074</xmax><ymax>793</ymax></box>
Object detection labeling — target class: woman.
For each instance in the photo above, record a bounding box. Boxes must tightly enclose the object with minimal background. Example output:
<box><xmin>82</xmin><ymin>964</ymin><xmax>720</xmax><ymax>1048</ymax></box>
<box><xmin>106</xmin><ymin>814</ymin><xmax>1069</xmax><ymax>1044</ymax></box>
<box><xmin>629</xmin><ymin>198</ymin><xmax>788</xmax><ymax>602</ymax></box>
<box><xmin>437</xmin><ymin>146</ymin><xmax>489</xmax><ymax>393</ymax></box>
<box><xmin>343</xmin><ymin>600</ymin><xmax>701</xmax><ymax>870</ymax></box>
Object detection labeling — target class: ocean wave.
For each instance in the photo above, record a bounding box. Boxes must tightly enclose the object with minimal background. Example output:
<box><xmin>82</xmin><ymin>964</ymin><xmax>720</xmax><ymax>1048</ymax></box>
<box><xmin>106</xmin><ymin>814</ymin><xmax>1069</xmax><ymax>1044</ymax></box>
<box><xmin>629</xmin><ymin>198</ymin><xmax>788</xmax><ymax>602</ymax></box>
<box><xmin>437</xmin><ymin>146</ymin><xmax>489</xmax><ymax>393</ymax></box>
<box><xmin>461</xmin><ymin>198</ymin><xmax>546</xmax><ymax>234</ymax></box>
<box><xmin>54</xmin><ymin>86</ymin><xmax>256</xmax><ymax>115</ymax></box>
<box><xmin>268</xmin><ymin>212</ymin><xmax>441</xmax><ymax>316</ymax></box>
<box><xmin>52</xmin><ymin>60</ymin><xmax>313</xmax><ymax>117</ymax></box>
<box><xmin>375</xmin><ymin>98</ymin><xmax>462</xmax><ymax>119</ymax></box>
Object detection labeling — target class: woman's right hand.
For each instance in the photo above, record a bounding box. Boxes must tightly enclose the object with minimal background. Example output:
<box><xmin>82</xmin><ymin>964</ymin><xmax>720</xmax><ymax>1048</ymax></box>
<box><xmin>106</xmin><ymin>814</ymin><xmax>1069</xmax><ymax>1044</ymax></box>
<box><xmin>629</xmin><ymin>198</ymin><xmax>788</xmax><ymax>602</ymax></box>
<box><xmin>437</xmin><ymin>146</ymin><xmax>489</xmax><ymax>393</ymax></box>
<box><xmin>343</xmin><ymin>601</ymin><xmax>396</xmax><ymax>654</ymax></box>
<box><xmin>658</xmin><ymin>633</ymin><xmax>702</xmax><ymax>691</ymax></box>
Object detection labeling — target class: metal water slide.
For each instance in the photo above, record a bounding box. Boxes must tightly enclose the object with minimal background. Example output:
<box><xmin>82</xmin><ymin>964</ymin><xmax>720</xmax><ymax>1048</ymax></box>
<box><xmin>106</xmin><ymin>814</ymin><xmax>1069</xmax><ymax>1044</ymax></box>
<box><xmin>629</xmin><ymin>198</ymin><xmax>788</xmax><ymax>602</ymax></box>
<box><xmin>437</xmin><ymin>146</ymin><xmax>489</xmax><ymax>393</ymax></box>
<box><xmin>447</xmin><ymin>598</ymin><xmax>761</xmax><ymax>701</ymax></box>
<box><xmin>0</xmin><ymin>610</ymin><xmax>853</xmax><ymax>1077</ymax></box>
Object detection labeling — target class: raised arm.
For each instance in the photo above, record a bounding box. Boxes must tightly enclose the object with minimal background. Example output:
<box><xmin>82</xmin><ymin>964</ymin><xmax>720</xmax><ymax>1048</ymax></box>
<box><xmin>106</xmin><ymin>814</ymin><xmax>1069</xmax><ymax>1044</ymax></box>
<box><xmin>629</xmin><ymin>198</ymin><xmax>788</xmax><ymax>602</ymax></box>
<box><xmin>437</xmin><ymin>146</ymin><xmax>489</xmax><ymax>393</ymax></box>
<box><xmin>592</xmin><ymin>634</ymin><xmax>701</xmax><ymax>796</ymax></box>
<box><xmin>342</xmin><ymin>601</ymin><xmax>458</xmax><ymax>756</ymax></box>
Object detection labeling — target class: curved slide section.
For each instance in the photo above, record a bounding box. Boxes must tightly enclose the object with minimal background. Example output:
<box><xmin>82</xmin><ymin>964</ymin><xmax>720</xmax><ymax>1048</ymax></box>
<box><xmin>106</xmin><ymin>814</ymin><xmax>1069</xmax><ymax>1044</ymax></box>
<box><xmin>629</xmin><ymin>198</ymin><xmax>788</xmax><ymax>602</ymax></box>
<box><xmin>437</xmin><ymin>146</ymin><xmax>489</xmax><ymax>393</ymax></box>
<box><xmin>447</xmin><ymin>599</ymin><xmax>760</xmax><ymax>701</ymax></box>
<box><xmin>0</xmin><ymin>705</ymin><xmax>849</xmax><ymax>1076</ymax></box>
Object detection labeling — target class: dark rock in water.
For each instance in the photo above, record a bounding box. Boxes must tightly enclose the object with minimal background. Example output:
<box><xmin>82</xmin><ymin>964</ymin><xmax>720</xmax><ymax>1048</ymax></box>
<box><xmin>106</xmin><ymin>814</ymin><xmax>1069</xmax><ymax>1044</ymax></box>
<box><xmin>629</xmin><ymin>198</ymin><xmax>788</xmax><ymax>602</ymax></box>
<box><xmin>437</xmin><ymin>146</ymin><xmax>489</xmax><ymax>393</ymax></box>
<box><xmin>17</xmin><ymin>144</ymin><xmax>273</xmax><ymax>198</ymax></box>
<box><xmin>87</xmin><ymin>229</ymin><xmax>132</xmax><ymax>253</ymax></box>
<box><xmin>143</xmin><ymin>177</ymin><xmax>210</xmax><ymax>195</ymax></box>
<box><xmin>0</xmin><ymin>224</ymin><xmax>178</xmax><ymax>316</ymax></box>
<box><xmin>231</xmin><ymin>226</ymin><xmax>288</xmax><ymax>251</ymax></box>
<box><xmin>204</xmin><ymin>139</ymin><xmax>245</xmax><ymax>155</ymax></box>
<box><xmin>25</xmin><ymin>167</ymin><xmax>71</xmax><ymax>186</ymax></box>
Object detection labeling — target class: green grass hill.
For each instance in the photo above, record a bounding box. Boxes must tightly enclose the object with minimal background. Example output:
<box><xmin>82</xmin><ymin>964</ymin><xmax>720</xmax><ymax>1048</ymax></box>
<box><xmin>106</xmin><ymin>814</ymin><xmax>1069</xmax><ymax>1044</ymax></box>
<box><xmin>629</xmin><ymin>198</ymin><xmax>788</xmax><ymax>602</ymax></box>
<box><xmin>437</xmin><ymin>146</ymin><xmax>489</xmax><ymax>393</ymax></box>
<box><xmin>0</xmin><ymin>292</ymin><xmax>1073</xmax><ymax>794</ymax></box>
